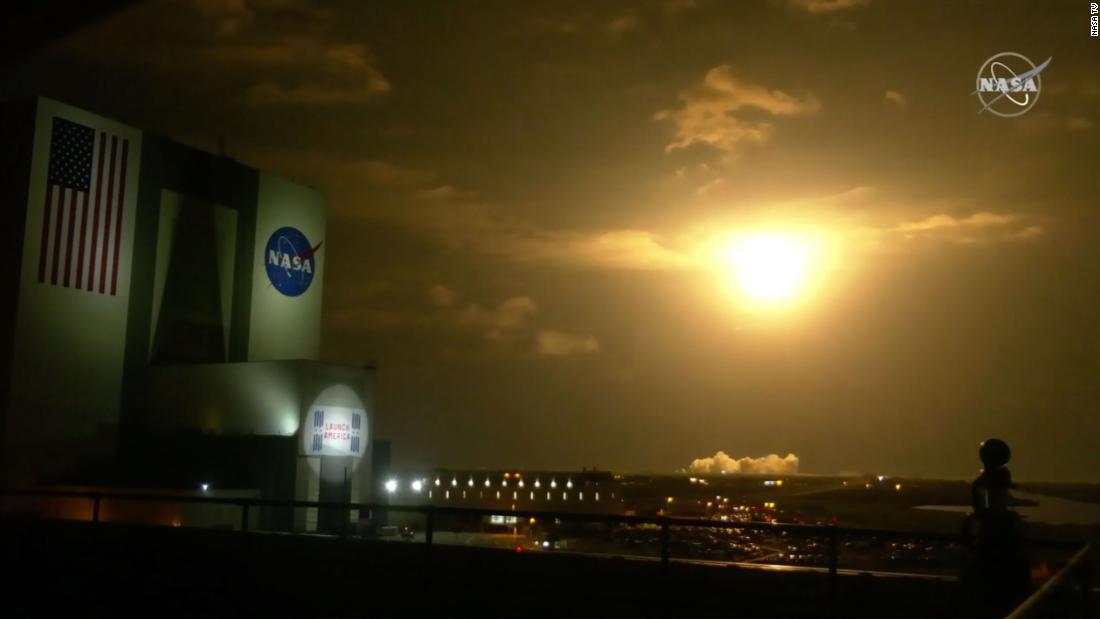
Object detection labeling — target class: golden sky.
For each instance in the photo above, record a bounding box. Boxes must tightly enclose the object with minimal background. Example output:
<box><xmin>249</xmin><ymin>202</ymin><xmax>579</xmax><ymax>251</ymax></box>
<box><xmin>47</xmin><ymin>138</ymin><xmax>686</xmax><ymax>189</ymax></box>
<box><xmin>7</xmin><ymin>0</ymin><xmax>1099</xmax><ymax>479</ymax></box>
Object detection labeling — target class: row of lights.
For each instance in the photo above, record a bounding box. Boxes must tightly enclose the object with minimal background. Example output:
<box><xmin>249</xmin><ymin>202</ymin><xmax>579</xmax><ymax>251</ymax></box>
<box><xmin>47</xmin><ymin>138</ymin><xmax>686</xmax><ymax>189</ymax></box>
<box><xmin>384</xmin><ymin>479</ymin><xmax>606</xmax><ymax>502</ymax></box>
<box><xmin>386</xmin><ymin>476</ymin><xmax>578</xmax><ymax>493</ymax></box>
<box><xmin>845</xmin><ymin>476</ymin><xmax>902</xmax><ymax>492</ymax></box>
<box><xmin>686</xmin><ymin>478</ymin><xmax>785</xmax><ymax>487</ymax></box>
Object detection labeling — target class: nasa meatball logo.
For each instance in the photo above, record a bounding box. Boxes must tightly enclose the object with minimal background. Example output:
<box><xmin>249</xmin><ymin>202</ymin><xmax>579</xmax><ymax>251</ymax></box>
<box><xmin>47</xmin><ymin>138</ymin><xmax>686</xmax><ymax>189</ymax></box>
<box><xmin>973</xmin><ymin>52</ymin><xmax>1051</xmax><ymax>117</ymax></box>
<box><xmin>265</xmin><ymin>226</ymin><xmax>322</xmax><ymax>297</ymax></box>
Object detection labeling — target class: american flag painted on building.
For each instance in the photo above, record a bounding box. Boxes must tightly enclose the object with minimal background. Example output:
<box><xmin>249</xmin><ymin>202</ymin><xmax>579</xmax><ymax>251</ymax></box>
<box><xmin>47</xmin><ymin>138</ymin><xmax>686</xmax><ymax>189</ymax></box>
<box><xmin>37</xmin><ymin>116</ymin><xmax>129</xmax><ymax>295</ymax></box>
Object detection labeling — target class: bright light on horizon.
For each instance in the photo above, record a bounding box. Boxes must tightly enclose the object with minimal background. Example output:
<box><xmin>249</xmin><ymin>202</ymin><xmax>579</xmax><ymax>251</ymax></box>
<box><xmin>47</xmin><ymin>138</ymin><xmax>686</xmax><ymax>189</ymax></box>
<box><xmin>713</xmin><ymin>230</ymin><xmax>833</xmax><ymax>309</ymax></box>
<box><xmin>725</xmin><ymin>235</ymin><xmax>811</xmax><ymax>302</ymax></box>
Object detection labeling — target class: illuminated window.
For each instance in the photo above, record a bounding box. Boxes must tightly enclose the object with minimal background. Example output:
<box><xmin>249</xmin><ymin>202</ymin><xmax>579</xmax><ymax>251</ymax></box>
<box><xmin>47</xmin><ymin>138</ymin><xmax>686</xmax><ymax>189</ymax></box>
<box><xmin>562</xmin><ymin>492</ymin><xmax>567</xmax><ymax>501</ymax></box>
<box><xmin>579</xmin><ymin>492</ymin><xmax>584</xmax><ymax>501</ymax></box>
<box><xmin>529</xmin><ymin>491</ymin><xmax>535</xmax><ymax>500</ymax></box>
<box><xmin>546</xmin><ymin>492</ymin><xmax>551</xmax><ymax>500</ymax></box>
<box><xmin>496</xmin><ymin>491</ymin><xmax>500</xmax><ymax>499</ymax></box>
<box><xmin>445</xmin><ymin>490</ymin><xmax>450</xmax><ymax>500</ymax></box>
<box><xmin>595</xmin><ymin>492</ymin><xmax>600</xmax><ymax>501</ymax></box>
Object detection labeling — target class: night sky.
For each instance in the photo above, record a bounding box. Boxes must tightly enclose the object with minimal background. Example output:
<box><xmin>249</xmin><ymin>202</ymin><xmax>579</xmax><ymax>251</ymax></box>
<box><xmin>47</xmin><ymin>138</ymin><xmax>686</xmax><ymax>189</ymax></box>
<box><xmin>4</xmin><ymin>0</ymin><xmax>1098</xmax><ymax>480</ymax></box>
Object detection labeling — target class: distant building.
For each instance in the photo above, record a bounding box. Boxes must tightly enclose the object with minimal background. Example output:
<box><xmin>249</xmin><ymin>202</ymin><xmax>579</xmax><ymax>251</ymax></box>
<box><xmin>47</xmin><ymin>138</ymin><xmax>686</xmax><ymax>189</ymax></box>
<box><xmin>0</xmin><ymin>96</ymin><xmax>373</xmax><ymax>532</ymax></box>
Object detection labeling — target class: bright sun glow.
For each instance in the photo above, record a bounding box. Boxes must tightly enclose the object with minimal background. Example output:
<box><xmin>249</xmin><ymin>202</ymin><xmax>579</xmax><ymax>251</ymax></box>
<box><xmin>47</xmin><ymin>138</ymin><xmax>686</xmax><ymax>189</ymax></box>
<box><xmin>716</xmin><ymin>232</ymin><xmax>824</xmax><ymax>307</ymax></box>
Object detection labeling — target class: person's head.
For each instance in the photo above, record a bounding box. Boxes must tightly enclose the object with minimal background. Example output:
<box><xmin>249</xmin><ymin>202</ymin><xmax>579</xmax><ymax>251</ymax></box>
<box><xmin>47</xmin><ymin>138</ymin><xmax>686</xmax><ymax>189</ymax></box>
<box><xmin>979</xmin><ymin>438</ymin><xmax>1011</xmax><ymax>469</ymax></box>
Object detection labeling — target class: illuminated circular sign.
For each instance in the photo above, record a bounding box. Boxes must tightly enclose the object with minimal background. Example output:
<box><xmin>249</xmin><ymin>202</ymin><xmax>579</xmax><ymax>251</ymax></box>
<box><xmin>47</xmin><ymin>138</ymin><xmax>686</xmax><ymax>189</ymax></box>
<box><xmin>264</xmin><ymin>226</ymin><xmax>320</xmax><ymax>297</ymax></box>
<box><xmin>303</xmin><ymin>384</ymin><xmax>368</xmax><ymax>468</ymax></box>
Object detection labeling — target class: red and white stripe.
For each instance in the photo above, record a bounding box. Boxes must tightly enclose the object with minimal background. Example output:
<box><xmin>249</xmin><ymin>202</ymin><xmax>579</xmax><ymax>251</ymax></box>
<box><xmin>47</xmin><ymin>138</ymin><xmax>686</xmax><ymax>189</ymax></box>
<box><xmin>37</xmin><ymin>133</ymin><xmax>129</xmax><ymax>295</ymax></box>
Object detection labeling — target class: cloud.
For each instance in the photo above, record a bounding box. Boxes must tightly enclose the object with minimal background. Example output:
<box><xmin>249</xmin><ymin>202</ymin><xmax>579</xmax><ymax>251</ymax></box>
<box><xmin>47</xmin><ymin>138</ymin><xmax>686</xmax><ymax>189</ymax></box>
<box><xmin>655</xmin><ymin>65</ymin><xmax>819</xmax><ymax>157</ymax></box>
<box><xmin>235</xmin><ymin>41</ymin><xmax>391</xmax><ymax>105</ymax></box>
<box><xmin>1007</xmin><ymin>225</ymin><xmax>1044</xmax><ymax>241</ymax></box>
<box><xmin>696</xmin><ymin>177</ymin><xmax>726</xmax><ymax>196</ymax></box>
<box><xmin>193</xmin><ymin>0</ymin><xmax>254</xmax><ymax>36</ymax></box>
<box><xmin>894</xmin><ymin>211</ymin><xmax>1016</xmax><ymax>233</ymax></box>
<box><xmin>328</xmin><ymin>280</ymin><xmax>543</xmax><ymax>345</ymax></box>
<box><xmin>413</xmin><ymin>184</ymin><xmax>479</xmax><ymax>201</ymax></box>
<box><xmin>888</xmin><ymin>211</ymin><xmax>1044</xmax><ymax>245</ymax></box>
<box><xmin>453</xmin><ymin>295</ymin><xmax>601</xmax><ymax>356</ymax></box>
<box><xmin>1016</xmin><ymin>111</ymin><xmax>1096</xmax><ymax>134</ymax></box>
<box><xmin>1066</xmin><ymin>117</ymin><xmax>1094</xmax><ymax>131</ymax></box>
<box><xmin>331</xmin><ymin>279</ymin><xmax>601</xmax><ymax>358</ymax></box>
<box><xmin>688</xmin><ymin>451</ymin><xmax>800</xmax><ymax>475</ymax></box>
<box><xmin>786</xmin><ymin>0</ymin><xmax>870</xmax><ymax>14</ymax></box>
<box><xmin>884</xmin><ymin>89</ymin><xmax>908</xmax><ymax>108</ymax></box>
<box><xmin>355</xmin><ymin>160</ymin><xmax>435</xmax><ymax>187</ymax></box>
<box><xmin>458</xmin><ymin>296</ymin><xmax>538</xmax><ymax>340</ymax></box>
<box><xmin>94</xmin><ymin>3</ymin><xmax>394</xmax><ymax>107</ymax></box>
<box><xmin>189</xmin><ymin>0</ymin><xmax>332</xmax><ymax>36</ymax></box>
<box><xmin>428</xmin><ymin>284</ymin><xmax>457</xmax><ymax>307</ymax></box>
<box><xmin>529</xmin><ymin>17</ymin><xmax>582</xmax><ymax>35</ymax></box>
<box><xmin>498</xmin><ymin>229</ymin><xmax>695</xmax><ymax>271</ymax></box>
<box><xmin>536</xmin><ymin>330</ymin><xmax>600</xmax><ymax>356</ymax></box>
<box><xmin>607</xmin><ymin>14</ymin><xmax>642</xmax><ymax>34</ymax></box>
<box><xmin>664</xmin><ymin>0</ymin><xmax>699</xmax><ymax>13</ymax></box>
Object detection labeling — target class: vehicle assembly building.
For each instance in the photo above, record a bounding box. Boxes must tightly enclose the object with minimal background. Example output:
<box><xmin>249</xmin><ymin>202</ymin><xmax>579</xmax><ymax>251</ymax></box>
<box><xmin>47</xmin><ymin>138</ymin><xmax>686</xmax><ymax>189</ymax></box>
<box><xmin>0</xmin><ymin>97</ymin><xmax>374</xmax><ymax>532</ymax></box>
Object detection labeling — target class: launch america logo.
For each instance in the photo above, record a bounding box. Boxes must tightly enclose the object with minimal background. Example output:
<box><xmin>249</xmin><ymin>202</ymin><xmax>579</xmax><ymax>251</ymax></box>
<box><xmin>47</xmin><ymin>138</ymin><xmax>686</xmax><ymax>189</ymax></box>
<box><xmin>265</xmin><ymin>226</ymin><xmax>322</xmax><ymax>297</ymax></box>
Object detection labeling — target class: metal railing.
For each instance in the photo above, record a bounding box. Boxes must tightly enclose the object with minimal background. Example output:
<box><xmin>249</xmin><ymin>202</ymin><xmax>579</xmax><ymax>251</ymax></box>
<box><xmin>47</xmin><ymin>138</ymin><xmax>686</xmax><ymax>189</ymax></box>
<box><xmin>0</xmin><ymin>486</ymin><xmax>1090</xmax><ymax>613</ymax></box>
<box><xmin>1005</xmin><ymin>543</ymin><xmax>1094</xmax><ymax>619</ymax></box>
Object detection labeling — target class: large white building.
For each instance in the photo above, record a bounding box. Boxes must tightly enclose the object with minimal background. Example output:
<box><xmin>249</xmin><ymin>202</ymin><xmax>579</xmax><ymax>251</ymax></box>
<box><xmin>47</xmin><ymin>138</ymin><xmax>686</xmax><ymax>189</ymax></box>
<box><xmin>0</xmin><ymin>97</ymin><xmax>373</xmax><ymax>532</ymax></box>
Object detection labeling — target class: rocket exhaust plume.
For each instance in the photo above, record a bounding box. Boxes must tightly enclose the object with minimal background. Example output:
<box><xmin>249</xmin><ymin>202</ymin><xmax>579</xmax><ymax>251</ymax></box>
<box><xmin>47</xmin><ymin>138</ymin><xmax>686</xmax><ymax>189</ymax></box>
<box><xmin>688</xmin><ymin>451</ymin><xmax>799</xmax><ymax>475</ymax></box>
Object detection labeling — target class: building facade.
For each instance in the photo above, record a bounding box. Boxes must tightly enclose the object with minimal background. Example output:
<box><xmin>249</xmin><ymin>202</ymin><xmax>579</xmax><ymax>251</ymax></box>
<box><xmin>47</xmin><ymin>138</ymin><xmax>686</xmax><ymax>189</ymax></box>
<box><xmin>0</xmin><ymin>97</ymin><xmax>371</xmax><ymax>532</ymax></box>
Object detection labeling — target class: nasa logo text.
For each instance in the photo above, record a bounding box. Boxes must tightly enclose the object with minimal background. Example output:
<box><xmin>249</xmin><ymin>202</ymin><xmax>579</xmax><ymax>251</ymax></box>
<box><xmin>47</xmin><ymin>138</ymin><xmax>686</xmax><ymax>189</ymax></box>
<box><xmin>973</xmin><ymin>52</ymin><xmax>1051</xmax><ymax>117</ymax></box>
<box><xmin>265</xmin><ymin>226</ymin><xmax>321</xmax><ymax>297</ymax></box>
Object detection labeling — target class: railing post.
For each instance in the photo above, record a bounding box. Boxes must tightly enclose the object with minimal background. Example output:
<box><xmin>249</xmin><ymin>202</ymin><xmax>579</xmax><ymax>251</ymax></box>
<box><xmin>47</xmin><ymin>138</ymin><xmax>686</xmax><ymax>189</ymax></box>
<box><xmin>1080</xmin><ymin>560</ymin><xmax>1092</xmax><ymax>619</ymax></box>
<box><xmin>425</xmin><ymin>508</ymin><xmax>434</xmax><ymax>552</ymax></box>
<box><xmin>827</xmin><ymin>525</ymin><xmax>838</xmax><ymax>610</ymax></box>
<box><xmin>91</xmin><ymin>494</ymin><xmax>100</xmax><ymax>523</ymax></box>
<box><xmin>240</xmin><ymin>502</ymin><xmax>250</xmax><ymax>533</ymax></box>
<box><xmin>660</xmin><ymin>518</ymin><xmax>670</xmax><ymax>574</ymax></box>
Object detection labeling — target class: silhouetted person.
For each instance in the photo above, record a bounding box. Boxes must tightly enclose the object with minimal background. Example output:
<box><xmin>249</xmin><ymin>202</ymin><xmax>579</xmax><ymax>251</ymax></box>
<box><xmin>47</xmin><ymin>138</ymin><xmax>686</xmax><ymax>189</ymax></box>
<box><xmin>972</xmin><ymin>438</ymin><xmax>1013</xmax><ymax>515</ymax></box>
<box><xmin>957</xmin><ymin>438</ymin><xmax>1031</xmax><ymax>618</ymax></box>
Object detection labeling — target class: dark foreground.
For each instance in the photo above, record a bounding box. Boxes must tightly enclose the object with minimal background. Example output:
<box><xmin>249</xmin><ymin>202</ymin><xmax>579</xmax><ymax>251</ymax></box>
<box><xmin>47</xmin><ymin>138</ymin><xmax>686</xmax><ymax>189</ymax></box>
<box><xmin>2</xmin><ymin>518</ymin><xmax>966</xmax><ymax>618</ymax></box>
